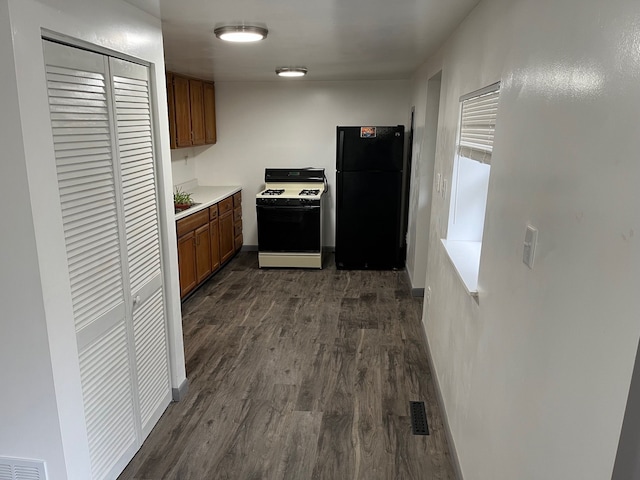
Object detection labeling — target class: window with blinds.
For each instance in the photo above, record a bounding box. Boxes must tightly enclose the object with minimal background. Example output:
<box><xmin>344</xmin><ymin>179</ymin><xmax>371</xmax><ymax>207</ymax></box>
<box><xmin>458</xmin><ymin>82</ymin><xmax>500</xmax><ymax>164</ymax></box>
<box><xmin>444</xmin><ymin>81</ymin><xmax>501</xmax><ymax>297</ymax></box>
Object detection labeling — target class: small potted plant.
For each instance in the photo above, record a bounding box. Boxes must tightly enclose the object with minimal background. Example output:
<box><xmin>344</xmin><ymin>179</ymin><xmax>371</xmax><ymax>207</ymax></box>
<box><xmin>174</xmin><ymin>187</ymin><xmax>194</xmax><ymax>211</ymax></box>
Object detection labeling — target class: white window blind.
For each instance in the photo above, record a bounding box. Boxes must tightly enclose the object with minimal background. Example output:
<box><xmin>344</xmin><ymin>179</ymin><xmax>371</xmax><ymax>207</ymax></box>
<box><xmin>458</xmin><ymin>82</ymin><xmax>500</xmax><ymax>164</ymax></box>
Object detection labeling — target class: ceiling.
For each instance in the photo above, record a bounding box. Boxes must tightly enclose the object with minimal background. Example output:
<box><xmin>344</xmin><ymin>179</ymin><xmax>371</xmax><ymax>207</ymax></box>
<box><xmin>126</xmin><ymin>0</ymin><xmax>480</xmax><ymax>82</ymax></box>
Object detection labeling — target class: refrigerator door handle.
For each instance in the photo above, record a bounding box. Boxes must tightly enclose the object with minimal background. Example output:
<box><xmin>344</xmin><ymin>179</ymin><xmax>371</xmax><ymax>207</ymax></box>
<box><xmin>337</xmin><ymin>129</ymin><xmax>345</xmax><ymax>170</ymax></box>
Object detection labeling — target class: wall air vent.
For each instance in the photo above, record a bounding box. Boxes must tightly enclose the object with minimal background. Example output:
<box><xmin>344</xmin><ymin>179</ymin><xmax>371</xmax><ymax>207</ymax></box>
<box><xmin>0</xmin><ymin>457</ymin><xmax>47</xmax><ymax>480</ymax></box>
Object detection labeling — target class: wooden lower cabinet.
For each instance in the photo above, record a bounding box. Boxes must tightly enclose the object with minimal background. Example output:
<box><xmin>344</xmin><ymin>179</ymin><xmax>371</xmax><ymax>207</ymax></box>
<box><xmin>177</xmin><ymin>209</ymin><xmax>208</xmax><ymax>298</ymax></box>
<box><xmin>177</xmin><ymin>191</ymin><xmax>243</xmax><ymax>299</ymax></box>
<box><xmin>177</xmin><ymin>231</ymin><xmax>197</xmax><ymax>297</ymax></box>
<box><xmin>210</xmin><ymin>218</ymin><xmax>220</xmax><ymax>272</ymax></box>
<box><xmin>219</xmin><ymin>211</ymin><xmax>235</xmax><ymax>264</ymax></box>
<box><xmin>233</xmin><ymin>191</ymin><xmax>243</xmax><ymax>252</ymax></box>
<box><xmin>234</xmin><ymin>220</ymin><xmax>243</xmax><ymax>252</ymax></box>
<box><xmin>195</xmin><ymin>223</ymin><xmax>211</xmax><ymax>283</ymax></box>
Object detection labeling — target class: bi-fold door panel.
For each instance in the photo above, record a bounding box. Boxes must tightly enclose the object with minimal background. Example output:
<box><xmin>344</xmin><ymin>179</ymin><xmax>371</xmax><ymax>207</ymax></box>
<box><xmin>78</xmin><ymin>320</ymin><xmax>137</xmax><ymax>480</ymax></box>
<box><xmin>111</xmin><ymin>57</ymin><xmax>170</xmax><ymax>436</ymax></box>
<box><xmin>44</xmin><ymin>41</ymin><xmax>137</xmax><ymax>480</ymax></box>
<box><xmin>44</xmin><ymin>40</ymin><xmax>171</xmax><ymax>480</ymax></box>
<box><xmin>45</xmin><ymin>43</ymin><xmax>125</xmax><ymax>339</ymax></box>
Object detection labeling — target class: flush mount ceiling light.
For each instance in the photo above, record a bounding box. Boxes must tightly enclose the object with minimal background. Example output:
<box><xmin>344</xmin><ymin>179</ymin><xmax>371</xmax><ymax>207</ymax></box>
<box><xmin>276</xmin><ymin>67</ymin><xmax>308</xmax><ymax>77</ymax></box>
<box><xmin>214</xmin><ymin>25</ymin><xmax>268</xmax><ymax>43</ymax></box>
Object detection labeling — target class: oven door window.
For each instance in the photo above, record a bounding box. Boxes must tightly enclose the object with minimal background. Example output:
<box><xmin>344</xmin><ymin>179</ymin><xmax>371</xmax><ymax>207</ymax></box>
<box><xmin>257</xmin><ymin>205</ymin><xmax>321</xmax><ymax>252</ymax></box>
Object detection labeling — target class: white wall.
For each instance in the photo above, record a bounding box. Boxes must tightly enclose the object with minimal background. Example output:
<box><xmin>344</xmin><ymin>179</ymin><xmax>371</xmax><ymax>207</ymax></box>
<box><xmin>422</xmin><ymin>0</ymin><xmax>640</xmax><ymax>478</ymax></box>
<box><xmin>405</xmin><ymin>71</ymin><xmax>427</xmax><ymax>288</ymax></box>
<box><xmin>0</xmin><ymin>2</ymin><xmax>69</xmax><ymax>478</ymax></box>
<box><xmin>186</xmin><ymin>80</ymin><xmax>411</xmax><ymax>247</ymax></box>
<box><xmin>171</xmin><ymin>149</ymin><xmax>198</xmax><ymax>186</ymax></box>
<box><xmin>406</xmin><ymin>67</ymin><xmax>441</xmax><ymax>290</ymax></box>
<box><xmin>1</xmin><ymin>0</ymin><xmax>185</xmax><ymax>477</ymax></box>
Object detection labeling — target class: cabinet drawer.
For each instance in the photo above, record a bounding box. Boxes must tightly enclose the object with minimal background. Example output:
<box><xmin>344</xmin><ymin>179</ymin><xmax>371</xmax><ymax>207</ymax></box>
<box><xmin>209</xmin><ymin>204</ymin><xmax>218</xmax><ymax>220</ymax></box>
<box><xmin>233</xmin><ymin>191</ymin><xmax>242</xmax><ymax>207</ymax></box>
<box><xmin>218</xmin><ymin>196</ymin><xmax>233</xmax><ymax>215</ymax></box>
<box><xmin>233</xmin><ymin>206</ymin><xmax>242</xmax><ymax>220</ymax></box>
<box><xmin>234</xmin><ymin>219</ymin><xmax>243</xmax><ymax>237</ymax></box>
<box><xmin>176</xmin><ymin>209</ymin><xmax>208</xmax><ymax>237</ymax></box>
<box><xmin>234</xmin><ymin>233</ymin><xmax>243</xmax><ymax>251</ymax></box>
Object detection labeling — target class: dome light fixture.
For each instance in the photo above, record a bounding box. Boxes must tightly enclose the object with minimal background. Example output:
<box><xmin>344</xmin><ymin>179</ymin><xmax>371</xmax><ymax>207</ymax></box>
<box><xmin>275</xmin><ymin>67</ymin><xmax>308</xmax><ymax>78</ymax></box>
<box><xmin>214</xmin><ymin>25</ymin><xmax>268</xmax><ymax>43</ymax></box>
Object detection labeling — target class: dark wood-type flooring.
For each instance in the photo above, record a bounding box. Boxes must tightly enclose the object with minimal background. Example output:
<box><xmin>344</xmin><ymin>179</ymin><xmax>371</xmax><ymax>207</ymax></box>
<box><xmin>119</xmin><ymin>252</ymin><xmax>455</xmax><ymax>480</ymax></box>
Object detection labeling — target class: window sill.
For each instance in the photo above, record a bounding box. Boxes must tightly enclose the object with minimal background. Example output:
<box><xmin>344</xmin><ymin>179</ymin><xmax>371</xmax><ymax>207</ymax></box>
<box><xmin>441</xmin><ymin>239</ymin><xmax>481</xmax><ymax>298</ymax></box>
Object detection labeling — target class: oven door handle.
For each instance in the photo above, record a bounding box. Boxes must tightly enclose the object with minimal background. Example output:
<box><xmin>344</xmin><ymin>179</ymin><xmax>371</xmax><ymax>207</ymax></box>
<box><xmin>256</xmin><ymin>205</ymin><xmax>320</xmax><ymax>211</ymax></box>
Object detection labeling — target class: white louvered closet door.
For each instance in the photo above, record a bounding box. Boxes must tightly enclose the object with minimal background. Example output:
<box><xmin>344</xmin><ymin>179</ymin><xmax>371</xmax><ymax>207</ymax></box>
<box><xmin>43</xmin><ymin>40</ymin><xmax>171</xmax><ymax>480</ymax></box>
<box><xmin>109</xmin><ymin>57</ymin><xmax>171</xmax><ymax>437</ymax></box>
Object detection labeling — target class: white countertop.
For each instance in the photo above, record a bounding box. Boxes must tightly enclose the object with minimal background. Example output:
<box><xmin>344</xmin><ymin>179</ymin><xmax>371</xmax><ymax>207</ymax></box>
<box><xmin>175</xmin><ymin>185</ymin><xmax>242</xmax><ymax>220</ymax></box>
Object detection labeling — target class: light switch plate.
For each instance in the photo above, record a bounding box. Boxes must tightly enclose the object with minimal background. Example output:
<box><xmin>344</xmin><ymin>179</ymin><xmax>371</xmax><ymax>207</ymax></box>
<box><xmin>523</xmin><ymin>225</ymin><xmax>538</xmax><ymax>268</ymax></box>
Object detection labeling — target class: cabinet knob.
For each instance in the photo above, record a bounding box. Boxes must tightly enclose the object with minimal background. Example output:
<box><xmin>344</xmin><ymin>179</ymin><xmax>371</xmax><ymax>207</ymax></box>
<box><xmin>133</xmin><ymin>295</ymin><xmax>141</xmax><ymax>306</ymax></box>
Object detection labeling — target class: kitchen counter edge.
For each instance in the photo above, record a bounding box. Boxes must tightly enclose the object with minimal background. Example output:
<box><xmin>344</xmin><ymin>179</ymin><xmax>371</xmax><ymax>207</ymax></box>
<box><xmin>174</xmin><ymin>185</ymin><xmax>242</xmax><ymax>221</ymax></box>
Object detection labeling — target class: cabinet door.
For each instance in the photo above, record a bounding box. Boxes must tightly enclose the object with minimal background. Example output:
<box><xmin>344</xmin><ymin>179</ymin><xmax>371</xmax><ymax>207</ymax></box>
<box><xmin>203</xmin><ymin>82</ymin><xmax>217</xmax><ymax>144</ymax></box>
<box><xmin>233</xmin><ymin>193</ymin><xmax>243</xmax><ymax>252</ymax></box>
<box><xmin>234</xmin><ymin>220</ymin><xmax>243</xmax><ymax>252</ymax></box>
<box><xmin>173</xmin><ymin>75</ymin><xmax>192</xmax><ymax>147</ymax></box>
<box><xmin>189</xmin><ymin>79</ymin><xmax>205</xmax><ymax>145</ymax></box>
<box><xmin>234</xmin><ymin>232</ymin><xmax>243</xmax><ymax>252</ymax></box>
<box><xmin>195</xmin><ymin>223</ymin><xmax>211</xmax><ymax>283</ymax></box>
<box><xmin>219</xmin><ymin>211</ymin><xmax>235</xmax><ymax>264</ymax></box>
<box><xmin>210</xmin><ymin>218</ymin><xmax>221</xmax><ymax>272</ymax></box>
<box><xmin>166</xmin><ymin>72</ymin><xmax>177</xmax><ymax>149</ymax></box>
<box><xmin>178</xmin><ymin>231</ymin><xmax>197</xmax><ymax>297</ymax></box>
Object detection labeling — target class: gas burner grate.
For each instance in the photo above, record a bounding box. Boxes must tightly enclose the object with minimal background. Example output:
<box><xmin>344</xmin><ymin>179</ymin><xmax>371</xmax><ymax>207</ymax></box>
<box><xmin>299</xmin><ymin>189</ymin><xmax>320</xmax><ymax>196</ymax></box>
<box><xmin>262</xmin><ymin>189</ymin><xmax>285</xmax><ymax>196</ymax></box>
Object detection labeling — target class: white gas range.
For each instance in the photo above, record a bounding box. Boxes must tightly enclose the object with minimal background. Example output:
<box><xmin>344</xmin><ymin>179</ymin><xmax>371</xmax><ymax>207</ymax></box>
<box><xmin>256</xmin><ymin>168</ymin><xmax>326</xmax><ymax>268</ymax></box>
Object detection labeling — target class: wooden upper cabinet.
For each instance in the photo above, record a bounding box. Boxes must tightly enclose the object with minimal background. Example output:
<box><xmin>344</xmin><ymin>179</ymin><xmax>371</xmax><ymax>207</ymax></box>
<box><xmin>167</xmin><ymin>72</ymin><xmax>217</xmax><ymax>149</ymax></box>
<box><xmin>189</xmin><ymin>79</ymin><xmax>205</xmax><ymax>145</ymax></box>
<box><xmin>203</xmin><ymin>82</ymin><xmax>217</xmax><ymax>144</ymax></box>
<box><xmin>166</xmin><ymin>72</ymin><xmax>177</xmax><ymax>149</ymax></box>
<box><xmin>173</xmin><ymin>75</ymin><xmax>192</xmax><ymax>148</ymax></box>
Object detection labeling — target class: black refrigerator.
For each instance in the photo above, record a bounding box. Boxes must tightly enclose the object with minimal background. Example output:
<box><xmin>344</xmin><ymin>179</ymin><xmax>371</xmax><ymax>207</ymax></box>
<box><xmin>335</xmin><ymin>125</ymin><xmax>406</xmax><ymax>270</ymax></box>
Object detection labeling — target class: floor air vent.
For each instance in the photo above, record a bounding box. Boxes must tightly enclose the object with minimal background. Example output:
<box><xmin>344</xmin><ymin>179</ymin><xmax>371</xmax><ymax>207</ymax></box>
<box><xmin>410</xmin><ymin>401</ymin><xmax>430</xmax><ymax>435</ymax></box>
<box><xmin>0</xmin><ymin>457</ymin><xmax>47</xmax><ymax>480</ymax></box>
